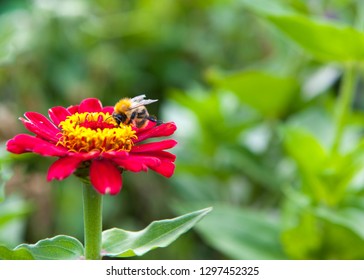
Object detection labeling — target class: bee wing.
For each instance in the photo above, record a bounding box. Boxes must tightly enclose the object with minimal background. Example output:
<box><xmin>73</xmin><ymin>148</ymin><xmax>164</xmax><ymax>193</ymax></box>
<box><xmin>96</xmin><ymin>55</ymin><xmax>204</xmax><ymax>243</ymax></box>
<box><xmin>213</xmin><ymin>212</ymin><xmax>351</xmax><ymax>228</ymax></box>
<box><xmin>129</xmin><ymin>95</ymin><xmax>158</xmax><ymax>109</ymax></box>
<box><xmin>131</xmin><ymin>94</ymin><xmax>147</xmax><ymax>102</ymax></box>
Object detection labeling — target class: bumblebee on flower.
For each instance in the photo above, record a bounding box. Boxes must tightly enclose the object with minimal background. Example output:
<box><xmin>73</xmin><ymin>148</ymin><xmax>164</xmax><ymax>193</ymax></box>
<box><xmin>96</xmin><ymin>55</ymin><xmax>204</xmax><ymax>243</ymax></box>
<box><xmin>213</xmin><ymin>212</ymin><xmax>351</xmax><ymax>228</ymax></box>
<box><xmin>6</xmin><ymin>97</ymin><xmax>177</xmax><ymax>195</ymax></box>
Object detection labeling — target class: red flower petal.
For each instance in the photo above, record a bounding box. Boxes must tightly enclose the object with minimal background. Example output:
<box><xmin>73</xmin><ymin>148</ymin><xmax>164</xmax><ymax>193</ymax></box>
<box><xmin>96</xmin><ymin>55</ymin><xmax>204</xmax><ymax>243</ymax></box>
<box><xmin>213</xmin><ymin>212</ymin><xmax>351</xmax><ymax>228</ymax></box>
<box><xmin>150</xmin><ymin>160</ymin><xmax>175</xmax><ymax>177</ymax></box>
<box><xmin>141</xmin><ymin>150</ymin><xmax>176</xmax><ymax>161</ymax></box>
<box><xmin>102</xmin><ymin>106</ymin><xmax>114</xmax><ymax>114</ymax></box>
<box><xmin>47</xmin><ymin>156</ymin><xmax>84</xmax><ymax>181</ymax></box>
<box><xmin>79</xmin><ymin>98</ymin><xmax>103</xmax><ymax>113</ymax></box>
<box><xmin>6</xmin><ymin>134</ymin><xmax>68</xmax><ymax>156</ymax></box>
<box><xmin>21</xmin><ymin>112</ymin><xmax>60</xmax><ymax>142</ymax></box>
<box><xmin>111</xmin><ymin>154</ymin><xmax>161</xmax><ymax>172</ymax></box>
<box><xmin>131</xmin><ymin>139</ymin><xmax>177</xmax><ymax>153</ymax></box>
<box><xmin>135</xmin><ymin>122</ymin><xmax>177</xmax><ymax>143</ymax></box>
<box><xmin>90</xmin><ymin>159</ymin><xmax>122</xmax><ymax>195</ymax></box>
<box><xmin>135</xmin><ymin>121</ymin><xmax>157</xmax><ymax>131</ymax></box>
<box><xmin>67</xmin><ymin>105</ymin><xmax>79</xmax><ymax>114</ymax></box>
<box><xmin>102</xmin><ymin>150</ymin><xmax>129</xmax><ymax>159</ymax></box>
<box><xmin>72</xmin><ymin>150</ymin><xmax>101</xmax><ymax>161</ymax></box>
<box><xmin>48</xmin><ymin>106</ymin><xmax>71</xmax><ymax>126</ymax></box>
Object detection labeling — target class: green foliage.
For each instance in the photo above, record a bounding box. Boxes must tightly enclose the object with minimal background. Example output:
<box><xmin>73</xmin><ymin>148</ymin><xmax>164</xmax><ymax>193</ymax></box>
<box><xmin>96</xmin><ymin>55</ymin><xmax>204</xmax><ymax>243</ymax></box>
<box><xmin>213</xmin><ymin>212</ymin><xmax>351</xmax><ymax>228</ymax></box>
<box><xmin>207</xmin><ymin>69</ymin><xmax>299</xmax><ymax>118</ymax></box>
<box><xmin>175</xmin><ymin>204</ymin><xmax>286</xmax><ymax>259</ymax></box>
<box><xmin>102</xmin><ymin>208</ymin><xmax>212</xmax><ymax>258</ymax></box>
<box><xmin>0</xmin><ymin>195</ymin><xmax>31</xmax><ymax>247</ymax></box>
<box><xmin>0</xmin><ymin>209</ymin><xmax>211</xmax><ymax>259</ymax></box>
<box><xmin>16</xmin><ymin>235</ymin><xmax>84</xmax><ymax>260</ymax></box>
<box><xmin>268</xmin><ymin>14</ymin><xmax>364</xmax><ymax>62</ymax></box>
<box><xmin>2</xmin><ymin>0</ymin><xmax>364</xmax><ymax>260</ymax></box>
<box><xmin>0</xmin><ymin>246</ymin><xmax>34</xmax><ymax>260</ymax></box>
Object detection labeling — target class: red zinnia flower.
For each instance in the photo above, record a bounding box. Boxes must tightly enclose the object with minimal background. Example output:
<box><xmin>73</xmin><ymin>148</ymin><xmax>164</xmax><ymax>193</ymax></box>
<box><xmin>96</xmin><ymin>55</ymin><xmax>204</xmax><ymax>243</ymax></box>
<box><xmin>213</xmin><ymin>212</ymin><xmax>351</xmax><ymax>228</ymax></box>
<box><xmin>6</xmin><ymin>98</ymin><xmax>177</xmax><ymax>195</ymax></box>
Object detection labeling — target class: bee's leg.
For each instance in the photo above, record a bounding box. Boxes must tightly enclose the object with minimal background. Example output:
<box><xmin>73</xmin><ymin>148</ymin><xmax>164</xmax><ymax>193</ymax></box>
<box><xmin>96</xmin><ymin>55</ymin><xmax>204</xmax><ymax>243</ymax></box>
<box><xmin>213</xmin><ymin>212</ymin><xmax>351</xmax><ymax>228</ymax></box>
<box><xmin>147</xmin><ymin>115</ymin><xmax>163</xmax><ymax>125</ymax></box>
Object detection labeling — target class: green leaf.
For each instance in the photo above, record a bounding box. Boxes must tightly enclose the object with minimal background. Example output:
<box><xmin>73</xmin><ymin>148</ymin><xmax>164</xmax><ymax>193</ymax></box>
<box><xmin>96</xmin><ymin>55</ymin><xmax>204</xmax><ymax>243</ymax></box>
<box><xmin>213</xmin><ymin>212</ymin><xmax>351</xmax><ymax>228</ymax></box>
<box><xmin>0</xmin><ymin>195</ymin><xmax>31</xmax><ymax>247</ymax></box>
<box><xmin>102</xmin><ymin>207</ymin><xmax>212</xmax><ymax>258</ymax></box>
<box><xmin>207</xmin><ymin>70</ymin><xmax>298</xmax><ymax>118</ymax></box>
<box><xmin>316</xmin><ymin>206</ymin><xmax>364</xmax><ymax>240</ymax></box>
<box><xmin>0</xmin><ymin>195</ymin><xmax>31</xmax><ymax>227</ymax></box>
<box><xmin>176</xmin><ymin>203</ymin><xmax>286</xmax><ymax>259</ymax></box>
<box><xmin>281</xmin><ymin>196</ymin><xmax>321</xmax><ymax>259</ymax></box>
<box><xmin>0</xmin><ymin>245</ymin><xmax>34</xmax><ymax>260</ymax></box>
<box><xmin>16</xmin><ymin>235</ymin><xmax>84</xmax><ymax>260</ymax></box>
<box><xmin>268</xmin><ymin>14</ymin><xmax>364</xmax><ymax>62</ymax></box>
<box><xmin>283</xmin><ymin>126</ymin><xmax>327</xmax><ymax>172</ymax></box>
<box><xmin>238</xmin><ymin>0</ymin><xmax>294</xmax><ymax>16</ymax></box>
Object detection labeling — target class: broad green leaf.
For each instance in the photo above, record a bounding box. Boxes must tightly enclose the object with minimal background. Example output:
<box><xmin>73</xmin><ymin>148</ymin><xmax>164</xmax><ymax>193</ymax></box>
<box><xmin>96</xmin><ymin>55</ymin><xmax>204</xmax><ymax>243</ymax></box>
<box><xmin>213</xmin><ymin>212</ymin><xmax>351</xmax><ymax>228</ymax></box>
<box><xmin>207</xmin><ymin>70</ymin><xmax>298</xmax><ymax>118</ymax></box>
<box><xmin>175</xmin><ymin>203</ymin><xmax>286</xmax><ymax>259</ymax></box>
<box><xmin>316</xmin><ymin>206</ymin><xmax>364</xmax><ymax>240</ymax></box>
<box><xmin>0</xmin><ymin>245</ymin><xmax>34</xmax><ymax>260</ymax></box>
<box><xmin>283</xmin><ymin>126</ymin><xmax>327</xmax><ymax>172</ymax></box>
<box><xmin>268</xmin><ymin>14</ymin><xmax>364</xmax><ymax>62</ymax></box>
<box><xmin>285</xmin><ymin>107</ymin><xmax>335</xmax><ymax>149</ymax></box>
<box><xmin>102</xmin><ymin>207</ymin><xmax>212</xmax><ymax>258</ymax></box>
<box><xmin>16</xmin><ymin>235</ymin><xmax>84</xmax><ymax>260</ymax></box>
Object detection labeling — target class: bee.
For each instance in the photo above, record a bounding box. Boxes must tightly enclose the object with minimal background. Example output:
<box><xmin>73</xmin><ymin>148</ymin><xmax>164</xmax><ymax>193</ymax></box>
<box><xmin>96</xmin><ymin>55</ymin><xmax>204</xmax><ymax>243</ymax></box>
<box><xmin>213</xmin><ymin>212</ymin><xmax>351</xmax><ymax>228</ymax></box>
<box><xmin>112</xmin><ymin>94</ymin><xmax>163</xmax><ymax>128</ymax></box>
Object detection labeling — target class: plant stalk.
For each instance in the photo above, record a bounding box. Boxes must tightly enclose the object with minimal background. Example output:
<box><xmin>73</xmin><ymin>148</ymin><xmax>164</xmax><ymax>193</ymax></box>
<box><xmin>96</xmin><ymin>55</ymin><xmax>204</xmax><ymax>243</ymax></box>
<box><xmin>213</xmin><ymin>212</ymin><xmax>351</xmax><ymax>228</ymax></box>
<box><xmin>83</xmin><ymin>184</ymin><xmax>103</xmax><ymax>260</ymax></box>
<box><xmin>331</xmin><ymin>65</ymin><xmax>356</xmax><ymax>154</ymax></box>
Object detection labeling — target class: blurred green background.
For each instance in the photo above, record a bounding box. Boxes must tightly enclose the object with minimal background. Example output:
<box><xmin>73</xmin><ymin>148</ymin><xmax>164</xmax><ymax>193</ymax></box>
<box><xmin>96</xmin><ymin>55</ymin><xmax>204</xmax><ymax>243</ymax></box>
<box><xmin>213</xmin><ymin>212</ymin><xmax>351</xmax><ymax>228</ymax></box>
<box><xmin>2</xmin><ymin>0</ymin><xmax>364</xmax><ymax>259</ymax></box>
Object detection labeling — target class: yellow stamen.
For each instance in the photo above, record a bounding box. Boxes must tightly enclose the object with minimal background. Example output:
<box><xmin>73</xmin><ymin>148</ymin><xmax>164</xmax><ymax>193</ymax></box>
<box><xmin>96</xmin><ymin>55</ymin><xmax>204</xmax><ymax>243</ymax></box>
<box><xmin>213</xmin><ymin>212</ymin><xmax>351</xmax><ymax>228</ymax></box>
<box><xmin>57</xmin><ymin>112</ymin><xmax>137</xmax><ymax>153</ymax></box>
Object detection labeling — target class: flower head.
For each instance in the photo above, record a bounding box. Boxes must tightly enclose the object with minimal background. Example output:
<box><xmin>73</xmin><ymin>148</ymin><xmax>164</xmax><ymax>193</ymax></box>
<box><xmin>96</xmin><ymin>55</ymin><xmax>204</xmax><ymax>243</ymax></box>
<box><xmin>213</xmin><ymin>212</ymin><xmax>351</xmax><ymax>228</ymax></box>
<box><xmin>7</xmin><ymin>98</ymin><xmax>177</xmax><ymax>195</ymax></box>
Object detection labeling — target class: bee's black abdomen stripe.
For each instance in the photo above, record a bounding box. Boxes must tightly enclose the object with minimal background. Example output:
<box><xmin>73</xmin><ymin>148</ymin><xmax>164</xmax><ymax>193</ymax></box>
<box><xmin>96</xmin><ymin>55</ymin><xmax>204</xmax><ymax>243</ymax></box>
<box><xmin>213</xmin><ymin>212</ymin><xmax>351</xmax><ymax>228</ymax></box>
<box><xmin>130</xmin><ymin>111</ymin><xmax>137</xmax><ymax>121</ymax></box>
<box><xmin>137</xmin><ymin>109</ymin><xmax>147</xmax><ymax>118</ymax></box>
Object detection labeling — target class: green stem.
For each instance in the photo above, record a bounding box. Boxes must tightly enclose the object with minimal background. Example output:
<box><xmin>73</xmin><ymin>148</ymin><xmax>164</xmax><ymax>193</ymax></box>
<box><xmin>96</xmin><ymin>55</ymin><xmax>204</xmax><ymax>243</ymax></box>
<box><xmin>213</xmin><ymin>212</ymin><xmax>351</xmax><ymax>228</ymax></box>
<box><xmin>83</xmin><ymin>184</ymin><xmax>103</xmax><ymax>260</ymax></box>
<box><xmin>331</xmin><ymin>65</ymin><xmax>356</xmax><ymax>154</ymax></box>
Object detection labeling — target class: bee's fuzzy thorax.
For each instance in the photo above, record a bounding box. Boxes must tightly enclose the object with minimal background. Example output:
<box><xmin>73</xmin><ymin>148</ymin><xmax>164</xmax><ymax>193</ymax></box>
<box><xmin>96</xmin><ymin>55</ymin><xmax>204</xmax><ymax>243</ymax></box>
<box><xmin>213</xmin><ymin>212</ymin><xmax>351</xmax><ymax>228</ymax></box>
<box><xmin>114</xmin><ymin>98</ymin><xmax>132</xmax><ymax>113</ymax></box>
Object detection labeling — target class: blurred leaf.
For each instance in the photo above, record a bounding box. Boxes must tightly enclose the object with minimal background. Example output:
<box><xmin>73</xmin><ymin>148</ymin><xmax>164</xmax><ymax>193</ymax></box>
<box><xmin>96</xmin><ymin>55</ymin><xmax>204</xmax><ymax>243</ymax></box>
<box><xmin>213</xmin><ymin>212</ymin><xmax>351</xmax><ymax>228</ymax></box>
<box><xmin>238</xmin><ymin>0</ymin><xmax>294</xmax><ymax>16</ymax></box>
<box><xmin>207</xmin><ymin>70</ymin><xmax>299</xmax><ymax>118</ymax></box>
<box><xmin>267</xmin><ymin>14</ymin><xmax>364</xmax><ymax>62</ymax></box>
<box><xmin>176</xmin><ymin>203</ymin><xmax>286</xmax><ymax>259</ymax></box>
<box><xmin>217</xmin><ymin>145</ymin><xmax>282</xmax><ymax>191</ymax></box>
<box><xmin>0</xmin><ymin>195</ymin><xmax>31</xmax><ymax>247</ymax></box>
<box><xmin>282</xmin><ymin>126</ymin><xmax>331</xmax><ymax>203</ymax></box>
<box><xmin>0</xmin><ymin>166</ymin><xmax>10</xmax><ymax>203</ymax></box>
<box><xmin>281</xmin><ymin>212</ymin><xmax>322</xmax><ymax>259</ymax></box>
<box><xmin>0</xmin><ymin>246</ymin><xmax>34</xmax><ymax>260</ymax></box>
<box><xmin>282</xmin><ymin>197</ymin><xmax>364</xmax><ymax>259</ymax></box>
<box><xmin>0</xmin><ymin>147</ymin><xmax>12</xmax><ymax>203</ymax></box>
<box><xmin>16</xmin><ymin>235</ymin><xmax>84</xmax><ymax>260</ymax></box>
<box><xmin>283</xmin><ymin>125</ymin><xmax>364</xmax><ymax>205</ymax></box>
<box><xmin>316</xmin><ymin>206</ymin><xmax>364</xmax><ymax>240</ymax></box>
<box><xmin>281</xmin><ymin>193</ymin><xmax>321</xmax><ymax>259</ymax></box>
<box><xmin>285</xmin><ymin>107</ymin><xmax>335</xmax><ymax>149</ymax></box>
<box><xmin>102</xmin><ymin>207</ymin><xmax>212</xmax><ymax>258</ymax></box>
<box><xmin>0</xmin><ymin>23</ymin><xmax>13</xmax><ymax>65</ymax></box>
<box><xmin>0</xmin><ymin>195</ymin><xmax>31</xmax><ymax>227</ymax></box>
<box><xmin>283</xmin><ymin>126</ymin><xmax>327</xmax><ymax>172</ymax></box>
<box><xmin>323</xmin><ymin>223</ymin><xmax>364</xmax><ymax>259</ymax></box>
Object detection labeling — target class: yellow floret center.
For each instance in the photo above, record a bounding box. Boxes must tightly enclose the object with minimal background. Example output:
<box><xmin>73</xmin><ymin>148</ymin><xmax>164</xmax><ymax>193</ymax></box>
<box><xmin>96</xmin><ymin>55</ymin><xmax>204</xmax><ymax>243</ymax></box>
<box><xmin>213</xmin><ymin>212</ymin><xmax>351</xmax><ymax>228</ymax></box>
<box><xmin>57</xmin><ymin>112</ymin><xmax>137</xmax><ymax>153</ymax></box>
